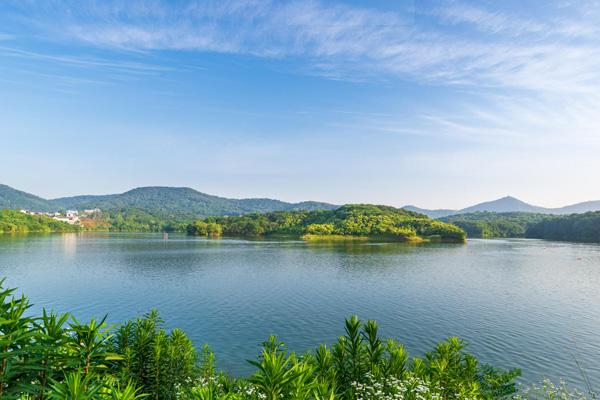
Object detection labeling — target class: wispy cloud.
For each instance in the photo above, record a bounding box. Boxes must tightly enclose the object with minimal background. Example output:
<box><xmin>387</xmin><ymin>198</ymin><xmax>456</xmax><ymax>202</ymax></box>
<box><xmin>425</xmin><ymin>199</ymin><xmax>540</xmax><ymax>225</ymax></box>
<box><xmin>14</xmin><ymin>1</ymin><xmax>596</xmax><ymax>92</ymax></box>
<box><xmin>0</xmin><ymin>45</ymin><xmax>172</xmax><ymax>74</ymax></box>
<box><xmin>0</xmin><ymin>33</ymin><xmax>15</xmax><ymax>41</ymax></box>
<box><xmin>3</xmin><ymin>0</ymin><xmax>600</xmax><ymax>145</ymax></box>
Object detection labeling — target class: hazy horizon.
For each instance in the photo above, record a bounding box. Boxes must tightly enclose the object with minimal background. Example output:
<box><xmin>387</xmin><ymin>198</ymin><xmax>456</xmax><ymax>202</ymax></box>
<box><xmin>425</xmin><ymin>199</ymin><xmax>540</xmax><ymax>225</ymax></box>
<box><xmin>2</xmin><ymin>0</ymin><xmax>600</xmax><ymax>209</ymax></box>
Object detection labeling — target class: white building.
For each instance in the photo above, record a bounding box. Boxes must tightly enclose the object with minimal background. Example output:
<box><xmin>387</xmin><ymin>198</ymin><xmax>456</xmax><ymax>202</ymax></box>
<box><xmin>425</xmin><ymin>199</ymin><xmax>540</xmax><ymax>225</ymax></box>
<box><xmin>53</xmin><ymin>215</ymin><xmax>80</xmax><ymax>225</ymax></box>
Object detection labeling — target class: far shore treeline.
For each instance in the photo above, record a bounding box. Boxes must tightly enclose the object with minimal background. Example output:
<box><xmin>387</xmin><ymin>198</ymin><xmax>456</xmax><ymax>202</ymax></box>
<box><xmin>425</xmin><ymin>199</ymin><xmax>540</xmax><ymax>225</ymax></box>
<box><xmin>440</xmin><ymin>211</ymin><xmax>600</xmax><ymax>242</ymax></box>
<box><xmin>2</xmin><ymin>205</ymin><xmax>600</xmax><ymax>244</ymax></box>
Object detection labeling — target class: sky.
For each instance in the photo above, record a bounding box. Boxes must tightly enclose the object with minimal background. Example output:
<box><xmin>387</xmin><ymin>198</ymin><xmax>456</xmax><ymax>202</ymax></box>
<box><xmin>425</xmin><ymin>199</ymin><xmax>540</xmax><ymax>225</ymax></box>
<box><xmin>1</xmin><ymin>0</ymin><xmax>600</xmax><ymax>209</ymax></box>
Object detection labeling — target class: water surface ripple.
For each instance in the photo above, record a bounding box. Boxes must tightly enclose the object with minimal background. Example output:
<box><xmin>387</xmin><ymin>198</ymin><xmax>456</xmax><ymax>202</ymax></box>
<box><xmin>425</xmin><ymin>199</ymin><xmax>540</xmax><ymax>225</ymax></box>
<box><xmin>0</xmin><ymin>233</ymin><xmax>598</xmax><ymax>389</ymax></box>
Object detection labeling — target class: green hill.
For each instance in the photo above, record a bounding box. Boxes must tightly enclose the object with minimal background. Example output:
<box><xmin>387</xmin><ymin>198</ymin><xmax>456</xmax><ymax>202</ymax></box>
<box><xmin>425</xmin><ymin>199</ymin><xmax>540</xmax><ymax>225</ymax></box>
<box><xmin>49</xmin><ymin>187</ymin><xmax>337</xmax><ymax>218</ymax></box>
<box><xmin>188</xmin><ymin>204</ymin><xmax>466</xmax><ymax>242</ymax></box>
<box><xmin>0</xmin><ymin>184</ymin><xmax>337</xmax><ymax>218</ymax></box>
<box><xmin>0</xmin><ymin>184</ymin><xmax>54</xmax><ymax>212</ymax></box>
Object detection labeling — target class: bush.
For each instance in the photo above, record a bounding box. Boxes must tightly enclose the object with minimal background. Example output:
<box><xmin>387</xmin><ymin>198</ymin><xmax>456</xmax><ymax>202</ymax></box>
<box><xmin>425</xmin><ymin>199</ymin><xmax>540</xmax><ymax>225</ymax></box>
<box><xmin>305</xmin><ymin>224</ymin><xmax>335</xmax><ymax>235</ymax></box>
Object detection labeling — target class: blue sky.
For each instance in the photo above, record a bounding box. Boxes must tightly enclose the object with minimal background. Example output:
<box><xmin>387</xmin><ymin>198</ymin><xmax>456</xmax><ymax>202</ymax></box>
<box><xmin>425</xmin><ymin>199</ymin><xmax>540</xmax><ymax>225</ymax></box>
<box><xmin>1</xmin><ymin>0</ymin><xmax>600</xmax><ymax>208</ymax></box>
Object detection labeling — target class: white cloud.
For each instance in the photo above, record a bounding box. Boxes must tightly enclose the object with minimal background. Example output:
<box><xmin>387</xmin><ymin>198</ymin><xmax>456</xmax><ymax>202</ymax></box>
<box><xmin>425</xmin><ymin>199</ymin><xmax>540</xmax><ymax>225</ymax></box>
<box><xmin>37</xmin><ymin>1</ymin><xmax>597</xmax><ymax>92</ymax></box>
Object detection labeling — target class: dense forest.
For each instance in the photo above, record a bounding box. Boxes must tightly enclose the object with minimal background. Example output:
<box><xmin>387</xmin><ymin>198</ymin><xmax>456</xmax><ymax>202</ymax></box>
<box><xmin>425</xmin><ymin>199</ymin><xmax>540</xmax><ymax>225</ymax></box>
<box><xmin>440</xmin><ymin>211</ymin><xmax>600</xmax><ymax>243</ymax></box>
<box><xmin>82</xmin><ymin>208</ymin><xmax>189</xmax><ymax>232</ymax></box>
<box><xmin>0</xmin><ymin>210</ymin><xmax>79</xmax><ymax>234</ymax></box>
<box><xmin>439</xmin><ymin>212</ymin><xmax>549</xmax><ymax>238</ymax></box>
<box><xmin>525</xmin><ymin>211</ymin><xmax>600</xmax><ymax>243</ymax></box>
<box><xmin>188</xmin><ymin>204</ymin><xmax>467</xmax><ymax>242</ymax></box>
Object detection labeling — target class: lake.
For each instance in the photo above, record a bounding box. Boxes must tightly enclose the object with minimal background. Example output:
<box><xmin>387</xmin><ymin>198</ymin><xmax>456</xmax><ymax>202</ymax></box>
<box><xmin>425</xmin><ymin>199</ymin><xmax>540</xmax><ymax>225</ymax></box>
<box><xmin>0</xmin><ymin>233</ymin><xmax>598</xmax><ymax>390</ymax></box>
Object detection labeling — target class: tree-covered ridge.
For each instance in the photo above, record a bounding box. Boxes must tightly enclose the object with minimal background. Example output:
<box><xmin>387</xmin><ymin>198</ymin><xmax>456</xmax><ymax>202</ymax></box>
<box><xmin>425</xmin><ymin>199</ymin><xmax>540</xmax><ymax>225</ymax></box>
<box><xmin>49</xmin><ymin>187</ymin><xmax>338</xmax><ymax>218</ymax></box>
<box><xmin>0</xmin><ymin>210</ymin><xmax>79</xmax><ymax>234</ymax></box>
<box><xmin>0</xmin><ymin>184</ymin><xmax>338</xmax><ymax>219</ymax></box>
<box><xmin>525</xmin><ymin>211</ymin><xmax>600</xmax><ymax>243</ymax></box>
<box><xmin>439</xmin><ymin>212</ymin><xmax>549</xmax><ymax>238</ymax></box>
<box><xmin>188</xmin><ymin>204</ymin><xmax>467</xmax><ymax>242</ymax></box>
<box><xmin>0</xmin><ymin>184</ymin><xmax>54</xmax><ymax>212</ymax></box>
<box><xmin>1</xmin><ymin>280</ymin><xmax>528</xmax><ymax>400</ymax></box>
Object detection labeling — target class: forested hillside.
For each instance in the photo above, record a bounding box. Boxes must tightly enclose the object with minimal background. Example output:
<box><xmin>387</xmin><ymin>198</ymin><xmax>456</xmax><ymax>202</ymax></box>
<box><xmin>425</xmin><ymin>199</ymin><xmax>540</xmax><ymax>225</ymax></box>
<box><xmin>0</xmin><ymin>184</ymin><xmax>54</xmax><ymax>212</ymax></box>
<box><xmin>50</xmin><ymin>187</ymin><xmax>338</xmax><ymax>217</ymax></box>
<box><xmin>0</xmin><ymin>184</ymin><xmax>337</xmax><ymax>217</ymax></box>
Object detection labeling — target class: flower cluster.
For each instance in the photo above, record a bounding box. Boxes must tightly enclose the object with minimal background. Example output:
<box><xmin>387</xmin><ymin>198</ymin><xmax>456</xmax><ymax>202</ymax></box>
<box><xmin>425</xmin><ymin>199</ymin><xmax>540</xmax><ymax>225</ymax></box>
<box><xmin>351</xmin><ymin>373</ymin><xmax>445</xmax><ymax>400</ymax></box>
<box><xmin>513</xmin><ymin>379</ymin><xmax>592</xmax><ymax>400</ymax></box>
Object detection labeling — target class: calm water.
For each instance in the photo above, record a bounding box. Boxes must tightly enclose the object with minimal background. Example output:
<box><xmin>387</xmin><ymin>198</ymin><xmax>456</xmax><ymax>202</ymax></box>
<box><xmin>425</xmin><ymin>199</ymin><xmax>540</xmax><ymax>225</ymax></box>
<box><xmin>0</xmin><ymin>233</ymin><xmax>599</xmax><ymax>389</ymax></box>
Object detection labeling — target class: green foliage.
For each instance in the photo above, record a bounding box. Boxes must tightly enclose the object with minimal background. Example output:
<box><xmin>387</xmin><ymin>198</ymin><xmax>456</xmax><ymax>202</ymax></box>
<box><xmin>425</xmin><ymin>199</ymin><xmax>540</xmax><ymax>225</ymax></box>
<box><xmin>0</xmin><ymin>279</ymin><xmax>124</xmax><ymax>399</ymax></box>
<box><xmin>248</xmin><ymin>336</ymin><xmax>314</xmax><ymax>400</ymax></box>
<box><xmin>187</xmin><ymin>221</ymin><xmax>223</xmax><ymax>237</ymax></box>
<box><xmin>111</xmin><ymin>310</ymin><xmax>197</xmax><ymax>400</ymax></box>
<box><xmin>441</xmin><ymin>211</ymin><xmax>600</xmax><ymax>243</ymax></box>
<box><xmin>187</xmin><ymin>205</ymin><xmax>466</xmax><ymax>242</ymax></box>
<box><xmin>439</xmin><ymin>212</ymin><xmax>549</xmax><ymax>238</ymax></box>
<box><xmin>0</xmin><ymin>210</ymin><xmax>79</xmax><ymax>234</ymax></box>
<box><xmin>525</xmin><ymin>212</ymin><xmax>600</xmax><ymax>243</ymax></box>
<box><xmin>305</xmin><ymin>224</ymin><xmax>335</xmax><ymax>235</ymax></box>
<box><xmin>96</xmin><ymin>208</ymin><xmax>190</xmax><ymax>233</ymax></box>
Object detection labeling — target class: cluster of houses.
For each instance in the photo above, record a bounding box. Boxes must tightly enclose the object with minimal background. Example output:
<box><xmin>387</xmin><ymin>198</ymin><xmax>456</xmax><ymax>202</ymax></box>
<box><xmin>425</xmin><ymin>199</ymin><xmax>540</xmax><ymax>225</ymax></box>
<box><xmin>19</xmin><ymin>208</ymin><xmax>101</xmax><ymax>225</ymax></box>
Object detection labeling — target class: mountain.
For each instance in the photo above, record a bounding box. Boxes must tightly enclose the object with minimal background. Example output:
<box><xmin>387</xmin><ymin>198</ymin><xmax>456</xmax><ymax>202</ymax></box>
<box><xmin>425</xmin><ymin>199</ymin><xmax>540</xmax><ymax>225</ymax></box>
<box><xmin>552</xmin><ymin>201</ymin><xmax>600</xmax><ymax>214</ymax></box>
<box><xmin>50</xmin><ymin>187</ymin><xmax>338</xmax><ymax>217</ymax></box>
<box><xmin>459</xmin><ymin>196</ymin><xmax>547</xmax><ymax>214</ymax></box>
<box><xmin>0</xmin><ymin>184</ymin><xmax>337</xmax><ymax>218</ymax></box>
<box><xmin>0</xmin><ymin>184</ymin><xmax>54</xmax><ymax>212</ymax></box>
<box><xmin>402</xmin><ymin>205</ymin><xmax>457</xmax><ymax>219</ymax></box>
<box><xmin>48</xmin><ymin>194</ymin><xmax>115</xmax><ymax>210</ymax></box>
<box><xmin>4</xmin><ymin>184</ymin><xmax>600</xmax><ymax>220</ymax></box>
<box><xmin>403</xmin><ymin>196</ymin><xmax>600</xmax><ymax>218</ymax></box>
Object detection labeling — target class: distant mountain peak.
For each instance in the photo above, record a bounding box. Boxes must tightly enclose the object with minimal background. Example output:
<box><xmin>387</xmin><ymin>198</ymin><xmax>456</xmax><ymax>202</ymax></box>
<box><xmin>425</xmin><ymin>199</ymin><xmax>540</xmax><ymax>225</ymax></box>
<box><xmin>458</xmin><ymin>196</ymin><xmax>544</xmax><ymax>214</ymax></box>
<box><xmin>402</xmin><ymin>195</ymin><xmax>600</xmax><ymax>218</ymax></box>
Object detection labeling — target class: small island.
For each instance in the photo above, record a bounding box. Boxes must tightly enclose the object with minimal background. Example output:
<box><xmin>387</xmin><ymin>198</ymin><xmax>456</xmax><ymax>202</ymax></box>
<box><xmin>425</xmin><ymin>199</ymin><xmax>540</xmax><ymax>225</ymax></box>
<box><xmin>186</xmin><ymin>204</ymin><xmax>467</xmax><ymax>243</ymax></box>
